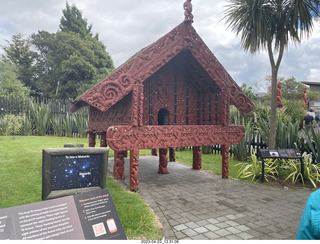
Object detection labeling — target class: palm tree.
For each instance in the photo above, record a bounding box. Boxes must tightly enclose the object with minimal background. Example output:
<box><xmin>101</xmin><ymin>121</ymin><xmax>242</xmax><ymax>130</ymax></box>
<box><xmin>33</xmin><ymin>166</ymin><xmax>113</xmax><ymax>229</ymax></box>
<box><xmin>224</xmin><ymin>0</ymin><xmax>320</xmax><ymax>148</ymax></box>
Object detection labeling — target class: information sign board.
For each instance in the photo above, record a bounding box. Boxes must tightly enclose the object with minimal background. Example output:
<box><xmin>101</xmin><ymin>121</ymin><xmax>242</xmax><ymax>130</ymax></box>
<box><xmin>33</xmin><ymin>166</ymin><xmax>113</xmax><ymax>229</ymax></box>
<box><xmin>0</xmin><ymin>189</ymin><xmax>126</xmax><ymax>240</ymax></box>
<box><xmin>259</xmin><ymin>149</ymin><xmax>303</xmax><ymax>183</ymax></box>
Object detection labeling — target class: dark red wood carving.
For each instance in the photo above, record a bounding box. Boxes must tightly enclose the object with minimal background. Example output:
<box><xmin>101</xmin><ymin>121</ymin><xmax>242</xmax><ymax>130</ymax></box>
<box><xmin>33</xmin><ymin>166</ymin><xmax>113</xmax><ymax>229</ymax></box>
<box><xmin>222</xmin><ymin>144</ymin><xmax>230</xmax><ymax>178</ymax></box>
<box><xmin>113</xmin><ymin>151</ymin><xmax>125</xmax><ymax>180</ymax></box>
<box><xmin>158</xmin><ymin>148</ymin><xmax>169</xmax><ymax>174</ymax></box>
<box><xmin>183</xmin><ymin>0</ymin><xmax>193</xmax><ymax>23</ymax></box>
<box><xmin>106</xmin><ymin>125</ymin><xmax>245</xmax><ymax>151</ymax></box>
<box><xmin>193</xmin><ymin>146</ymin><xmax>202</xmax><ymax>170</ymax></box>
<box><xmin>130</xmin><ymin>149</ymin><xmax>139</xmax><ymax>190</ymax></box>
<box><xmin>72</xmin><ymin>12</ymin><xmax>255</xmax><ymax>191</ymax></box>
<box><xmin>77</xmin><ymin>22</ymin><xmax>254</xmax><ymax>116</ymax></box>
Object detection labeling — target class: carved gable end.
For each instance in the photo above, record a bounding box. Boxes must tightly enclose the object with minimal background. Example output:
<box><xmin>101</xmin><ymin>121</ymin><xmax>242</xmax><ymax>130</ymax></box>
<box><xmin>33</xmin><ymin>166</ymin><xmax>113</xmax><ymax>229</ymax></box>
<box><xmin>73</xmin><ymin>22</ymin><xmax>254</xmax><ymax>116</ymax></box>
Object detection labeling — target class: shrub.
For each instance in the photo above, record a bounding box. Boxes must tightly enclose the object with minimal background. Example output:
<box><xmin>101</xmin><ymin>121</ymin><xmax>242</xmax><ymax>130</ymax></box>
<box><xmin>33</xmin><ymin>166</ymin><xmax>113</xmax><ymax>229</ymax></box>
<box><xmin>0</xmin><ymin>114</ymin><xmax>23</xmax><ymax>136</ymax></box>
<box><xmin>257</xmin><ymin>113</ymin><xmax>300</xmax><ymax>149</ymax></box>
<box><xmin>30</xmin><ymin>102</ymin><xmax>51</xmax><ymax>136</ymax></box>
<box><xmin>20</xmin><ymin>114</ymin><xmax>33</xmax><ymax>136</ymax></box>
<box><xmin>51</xmin><ymin>114</ymin><xmax>64</xmax><ymax>137</ymax></box>
<box><xmin>231</xmin><ymin>112</ymin><xmax>253</xmax><ymax>161</ymax></box>
<box><xmin>64</xmin><ymin>112</ymin><xmax>75</xmax><ymax>137</ymax></box>
<box><xmin>74</xmin><ymin>113</ymin><xmax>88</xmax><ymax>138</ymax></box>
<box><xmin>284</xmin><ymin>153</ymin><xmax>320</xmax><ymax>188</ymax></box>
<box><xmin>236</xmin><ymin>151</ymin><xmax>278</xmax><ymax>182</ymax></box>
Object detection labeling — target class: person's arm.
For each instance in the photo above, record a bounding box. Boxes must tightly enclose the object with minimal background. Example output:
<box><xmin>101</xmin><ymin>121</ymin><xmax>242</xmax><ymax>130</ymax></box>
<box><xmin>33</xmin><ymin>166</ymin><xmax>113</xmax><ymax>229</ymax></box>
<box><xmin>296</xmin><ymin>190</ymin><xmax>320</xmax><ymax>239</ymax></box>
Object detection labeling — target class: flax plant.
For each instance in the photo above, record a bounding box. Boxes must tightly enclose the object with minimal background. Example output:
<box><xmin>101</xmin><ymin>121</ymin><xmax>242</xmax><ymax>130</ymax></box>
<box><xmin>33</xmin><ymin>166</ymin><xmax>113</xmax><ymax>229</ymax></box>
<box><xmin>236</xmin><ymin>150</ymin><xmax>278</xmax><ymax>182</ymax></box>
<box><xmin>231</xmin><ymin>111</ymin><xmax>253</xmax><ymax>161</ymax></box>
<box><xmin>51</xmin><ymin>114</ymin><xmax>64</xmax><ymax>137</ymax></box>
<box><xmin>74</xmin><ymin>113</ymin><xmax>88</xmax><ymax>137</ymax></box>
<box><xmin>64</xmin><ymin>112</ymin><xmax>75</xmax><ymax>137</ymax></box>
<box><xmin>284</xmin><ymin>153</ymin><xmax>320</xmax><ymax>188</ymax></box>
<box><xmin>30</xmin><ymin>102</ymin><xmax>51</xmax><ymax>136</ymax></box>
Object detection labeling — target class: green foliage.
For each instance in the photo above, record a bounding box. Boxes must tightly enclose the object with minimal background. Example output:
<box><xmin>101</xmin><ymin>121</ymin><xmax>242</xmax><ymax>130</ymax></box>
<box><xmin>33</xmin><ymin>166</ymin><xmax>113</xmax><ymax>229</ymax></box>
<box><xmin>60</xmin><ymin>2</ymin><xmax>93</xmax><ymax>38</ymax></box>
<box><xmin>0</xmin><ymin>136</ymin><xmax>162</xmax><ymax>239</ymax></box>
<box><xmin>236</xmin><ymin>151</ymin><xmax>278</xmax><ymax>182</ymax></box>
<box><xmin>30</xmin><ymin>102</ymin><xmax>51</xmax><ymax>136</ymax></box>
<box><xmin>224</xmin><ymin>0</ymin><xmax>320</xmax><ymax>148</ymax></box>
<box><xmin>280</xmin><ymin>76</ymin><xmax>305</xmax><ymax>100</ymax></box>
<box><xmin>241</xmin><ymin>83</ymin><xmax>256</xmax><ymax>100</ymax></box>
<box><xmin>281</xmin><ymin>100</ymin><xmax>305</xmax><ymax>128</ymax></box>
<box><xmin>303</xmin><ymin>125</ymin><xmax>320</xmax><ymax>164</ymax></box>
<box><xmin>30</xmin><ymin>3</ymin><xmax>114</xmax><ymax>99</ymax></box>
<box><xmin>256</xmin><ymin>112</ymin><xmax>300</xmax><ymax>149</ymax></box>
<box><xmin>20</xmin><ymin>114</ymin><xmax>33</xmax><ymax>136</ymax></box>
<box><xmin>0</xmin><ymin>61</ymin><xmax>30</xmax><ymax>97</ymax></box>
<box><xmin>1</xmin><ymin>34</ymin><xmax>37</xmax><ymax>95</ymax></box>
<box><xmin>0</xmin><ymin>114</ymin><xmax>23</xmax><ymax>136</ymax></box>
<box><xmin>231</xmin><ymin>111</ymin><xmax>253</xmax><ymax>161</ymax></box>
<box><xmin>64</xmin><ymin>112</ymin><xmax>75</xmax><ymax>137</ymax></box>
<box><xmin>50</xmin><ymin>114</ymin><xmax>64</xmax><ymax>137</ymax></box>
<box><xmin>74</xmin><ymin>113</ymin><xmax>88</xmax><ymax>138</ymax></box>
<box><xmin>284</xmin><ymin>153</ymin><xmax>320</xmax><ymax>188</ymax></box>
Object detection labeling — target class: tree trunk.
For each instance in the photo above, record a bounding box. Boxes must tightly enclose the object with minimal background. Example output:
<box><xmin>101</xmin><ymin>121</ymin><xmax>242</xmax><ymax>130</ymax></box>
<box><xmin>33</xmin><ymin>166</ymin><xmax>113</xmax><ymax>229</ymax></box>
<box><xmin>269</xmin><ymin>68</ymin><xmax>278</xmax><ymax>149</ymax></box>
<box><xmin>267</xmin><ymin>39</ymin><xmax>285</xmax><ymax>149</ymax></box>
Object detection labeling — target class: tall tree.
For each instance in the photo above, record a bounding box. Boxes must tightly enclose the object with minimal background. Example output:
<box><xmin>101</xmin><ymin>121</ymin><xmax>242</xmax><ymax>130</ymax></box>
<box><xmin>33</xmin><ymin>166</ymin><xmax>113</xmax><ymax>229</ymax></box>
<box><xmin>0</xmin><ymin>61</ymin><xmax>30</xmax><ymax>97</ymax></box>
<box><xmin>2</xmin><ymin>34</ymin><xmax>37</xmax><ymax>95</ymax></box>
<box><xmin>60</xmin><ymin>2</ymin><xmax>93</xmax><ymax>38</ymax></box>
<box><xmin>31</xmin><ymin>3</ymin><xmax>114</xmax><ymax>98</ymax></box>
<box><xmin>224</xmin><ymin>0</ymin><xmax>320</xmax><ymax>148</ymax></box>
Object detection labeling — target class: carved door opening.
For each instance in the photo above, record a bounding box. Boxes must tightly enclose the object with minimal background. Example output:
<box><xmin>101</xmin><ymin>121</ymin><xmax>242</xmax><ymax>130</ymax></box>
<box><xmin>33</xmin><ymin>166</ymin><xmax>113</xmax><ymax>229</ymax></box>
<box><xmin>158</xmin><ymin>109</ymin><xmax>169</xmax><ymax>125</ymax></box>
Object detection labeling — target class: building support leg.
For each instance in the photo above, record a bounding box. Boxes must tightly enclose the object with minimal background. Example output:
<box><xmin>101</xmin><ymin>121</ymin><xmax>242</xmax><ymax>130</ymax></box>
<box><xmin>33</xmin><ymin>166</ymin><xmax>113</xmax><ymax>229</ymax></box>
<box><xmin>100</xmin><ymin>132</ymin><xmax>107</xmax><ymax>147</ymax></box>
<box><xmin>222</xmin><ymin>144</ymin><xmax>230</xmax><ymax>178</ymax></box>
<box><xmin>130</xmin><ymin>149</ymin><xmax>139</xmax><ymax>191</ymax></box>
<box><xmin>114</xmin><ymin>151</ymin><xmax>125</xmax><ymax>180</ymax></box>
<box><xmin>193</xmin><ymin>146</ymin><xmax>202</xmax><ymax>170</ymax></box>
<box><xmin>152</xmin><ymin>149</ymin><xmax>158</xmax><ymax>156</ymax></box>
<box><xmin>88</xmin><ymin>132</ymin><xmax>96</xmax><ymax>147</ymax></box>
<box><xmin>169</xmin><ymin>148</ymin><xmax>176</xmax><ymax>162</ymax></box>
<box><xmin>158</xmin><ymin>148</ymin><xmax>169</xmax><ymax>174</ymax></box>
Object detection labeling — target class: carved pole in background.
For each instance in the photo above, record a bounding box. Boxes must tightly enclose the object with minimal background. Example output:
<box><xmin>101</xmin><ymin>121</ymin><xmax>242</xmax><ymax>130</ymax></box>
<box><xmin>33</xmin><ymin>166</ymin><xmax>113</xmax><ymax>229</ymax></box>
<box><xmin>193</xmin><ymin>146</ymin><xmax>202</xmax><ymax>170</ymax></box>
<box><xmin>158</xmin><ymin>148</ymin><xmax>169</xmax><ymax>174</ymax></box>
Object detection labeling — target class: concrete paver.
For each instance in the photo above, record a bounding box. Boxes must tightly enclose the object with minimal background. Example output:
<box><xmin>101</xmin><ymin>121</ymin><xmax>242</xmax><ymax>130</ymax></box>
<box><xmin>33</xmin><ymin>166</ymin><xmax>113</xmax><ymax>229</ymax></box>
<box><xmin>107</xmin><ymin>156</ymin><xmax>312</xmax><ymax>240</ymax></box>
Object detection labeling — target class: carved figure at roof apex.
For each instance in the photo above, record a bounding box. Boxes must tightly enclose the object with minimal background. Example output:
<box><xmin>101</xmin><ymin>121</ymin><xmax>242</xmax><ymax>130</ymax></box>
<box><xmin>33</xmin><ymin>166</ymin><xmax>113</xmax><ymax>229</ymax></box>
<box><xmin>183</xmin><ymin>0</ymin><xmax>193</xmax><ymax>23</ymax></box>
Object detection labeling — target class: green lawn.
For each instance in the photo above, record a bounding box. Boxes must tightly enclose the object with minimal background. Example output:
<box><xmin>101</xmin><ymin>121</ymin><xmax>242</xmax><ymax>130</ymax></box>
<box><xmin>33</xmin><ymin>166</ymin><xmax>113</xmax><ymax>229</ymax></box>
<box><xmin>175</xmin><ymin>150</ymin><xmax>244</xmax><ymax>178</ymax></box>
<box><xmin>0</xmin><ymin>136</ymin><xmax>247</xmax><ymax>239</ymax></box>
<box><xmin>0</xmin><ymin>136</ymin><xmax>162</xmax><ymax>240</ymax></box>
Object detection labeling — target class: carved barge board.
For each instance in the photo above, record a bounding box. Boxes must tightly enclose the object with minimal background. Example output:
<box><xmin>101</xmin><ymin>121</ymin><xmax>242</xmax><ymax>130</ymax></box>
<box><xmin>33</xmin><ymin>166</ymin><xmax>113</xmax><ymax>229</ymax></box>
<box><xmin>106</xmin><ymin>125</ymin><xmax>245</xmax><ymax>151</ymax></box>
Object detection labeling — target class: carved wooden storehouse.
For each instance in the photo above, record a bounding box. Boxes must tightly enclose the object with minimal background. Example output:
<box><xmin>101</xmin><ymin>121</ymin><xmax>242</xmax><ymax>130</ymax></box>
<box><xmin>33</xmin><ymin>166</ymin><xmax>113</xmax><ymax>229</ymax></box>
<box><xmin>71</xmin><ymin>5</ymin><xmax>255</xmax><ymax>190</ymax></box>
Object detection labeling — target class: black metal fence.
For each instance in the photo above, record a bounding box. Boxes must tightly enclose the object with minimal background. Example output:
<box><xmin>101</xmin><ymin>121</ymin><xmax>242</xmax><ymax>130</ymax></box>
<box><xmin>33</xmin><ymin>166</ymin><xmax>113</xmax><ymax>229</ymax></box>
<box><xmin>0</xmin><ymin>96</ymin><xmax>87</xmax><ymax>117</ymax></box>
<box><xmin>0</xmin><ymin>96</ymin><xmax>89</xmax><ymax>136</ymax></box>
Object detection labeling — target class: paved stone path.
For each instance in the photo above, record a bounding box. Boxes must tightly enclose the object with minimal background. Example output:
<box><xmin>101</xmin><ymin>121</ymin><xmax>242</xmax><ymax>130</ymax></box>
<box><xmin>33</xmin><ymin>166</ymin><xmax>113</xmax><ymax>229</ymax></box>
<box><xmin>107</xmin><ymin>156</ymin><xmax>313</xmax><ymax>240</ymax></box>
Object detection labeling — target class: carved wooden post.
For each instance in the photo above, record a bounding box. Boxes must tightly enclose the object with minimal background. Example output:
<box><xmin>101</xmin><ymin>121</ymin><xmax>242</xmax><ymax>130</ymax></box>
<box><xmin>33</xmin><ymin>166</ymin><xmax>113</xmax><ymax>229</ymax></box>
<box><xmin>130</xmin><ymin>149</ymin><xmax>139</xmax><ymax>191</ymax></box>
<box><xmin>193</xmin><ymin>146</ymin><xmax>202</xmax><ymax>170</ymax></box>
<box><xmin>158</xmin><ymin>148</ymin><xmax>169</xmax><ymax>174</ymax></box>
<box><xmin>100</xmin><ymin>131</ymin><xmax>107</xmax><ymax>147</ymax></box>
<box><xmin>169</xmin><ymin>148</ymin><xmax>175</xmax><ymax>161</ymax></box>
<box><xmin>132</xmin><ymin>83</ymin><xmax>144</xmax><ymax>127</ymax></box>
<box><xmin>222</xmin><ymin>144</ymin><xmax>230</xmax><ymax>178</ymax></box>
<box><xmin>88</xmin><ymin>131</ymin><xmax>96</xmax><ymax>147</ymax></box>
<box><xmin>152</xmin><ymin>149</ymin><xmax>158</xmax><ymax>156</ymax></box>
<box><xmin>221</xmin><ymin>94</ymin><xmax>230</xmax><ymax>178</ymax></box>
<box><xmin>113</xmin><ymin>151</ymin><xmax>119</xmax><ymax>178</ymax></box>
<box><xmin>114</xmin><ymin>151</ymin><xmax>125</xmax><ymax>180</ymax></box>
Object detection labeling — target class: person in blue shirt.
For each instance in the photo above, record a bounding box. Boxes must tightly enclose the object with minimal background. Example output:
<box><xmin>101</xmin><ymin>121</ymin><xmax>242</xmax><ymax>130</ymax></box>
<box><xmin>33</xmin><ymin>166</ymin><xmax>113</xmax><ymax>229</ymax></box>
<box><xmin>296</xmin><ymin>189</ymin><xmax>320</xmax><ymax>239</ymax></box>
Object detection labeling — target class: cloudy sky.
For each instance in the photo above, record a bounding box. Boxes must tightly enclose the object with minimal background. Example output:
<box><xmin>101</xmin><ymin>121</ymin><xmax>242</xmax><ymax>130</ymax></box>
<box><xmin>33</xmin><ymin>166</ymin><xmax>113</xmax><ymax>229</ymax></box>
<box><xmin>1</xmin><ymin>0</ymin><xmax>320</xmax><ymax>92</ymax></box>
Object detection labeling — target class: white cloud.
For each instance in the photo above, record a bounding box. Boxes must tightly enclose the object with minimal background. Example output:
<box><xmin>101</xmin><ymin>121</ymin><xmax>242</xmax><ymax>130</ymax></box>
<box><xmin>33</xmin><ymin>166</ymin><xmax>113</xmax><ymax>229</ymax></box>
<box><xmin>0</xmin><ymin>0</ymin><xmax>319</xmax><ymax>91</ymax></box>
